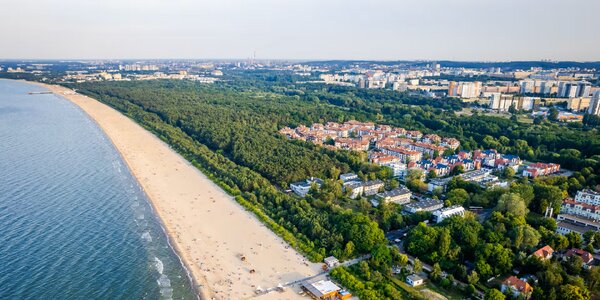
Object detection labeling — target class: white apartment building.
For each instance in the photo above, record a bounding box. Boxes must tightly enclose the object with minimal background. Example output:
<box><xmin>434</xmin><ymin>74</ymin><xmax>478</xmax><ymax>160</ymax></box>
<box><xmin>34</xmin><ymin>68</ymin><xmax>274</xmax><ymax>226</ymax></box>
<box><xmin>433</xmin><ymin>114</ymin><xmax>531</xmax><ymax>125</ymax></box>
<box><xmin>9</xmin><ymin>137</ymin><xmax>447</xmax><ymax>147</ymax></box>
<box><xmin>433</xmin><ymin>205</ymin><xmax>466</xmax><ymax>223</ymax></box>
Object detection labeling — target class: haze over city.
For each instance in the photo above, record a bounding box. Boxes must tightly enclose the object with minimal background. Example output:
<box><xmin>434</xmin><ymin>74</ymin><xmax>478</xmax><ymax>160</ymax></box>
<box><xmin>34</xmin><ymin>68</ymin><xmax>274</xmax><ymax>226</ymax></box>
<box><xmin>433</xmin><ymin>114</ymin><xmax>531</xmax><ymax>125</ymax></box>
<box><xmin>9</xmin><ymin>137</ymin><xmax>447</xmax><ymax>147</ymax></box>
<box><xmin>2</xmin><ymin>0</ymin><xmax>599</xmax><ymax>61</ymax></box>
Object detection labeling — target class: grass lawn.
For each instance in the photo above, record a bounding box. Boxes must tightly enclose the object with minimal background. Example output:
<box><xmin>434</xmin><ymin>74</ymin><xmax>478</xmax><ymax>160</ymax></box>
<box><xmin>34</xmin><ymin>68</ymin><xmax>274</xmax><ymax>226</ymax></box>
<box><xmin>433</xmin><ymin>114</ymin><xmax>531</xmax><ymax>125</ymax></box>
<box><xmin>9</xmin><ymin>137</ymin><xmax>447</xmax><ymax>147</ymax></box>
<box><xmin>420</xmin><ymin>281</ymin><xmax>468</xmax><ymax>300</ymax></box>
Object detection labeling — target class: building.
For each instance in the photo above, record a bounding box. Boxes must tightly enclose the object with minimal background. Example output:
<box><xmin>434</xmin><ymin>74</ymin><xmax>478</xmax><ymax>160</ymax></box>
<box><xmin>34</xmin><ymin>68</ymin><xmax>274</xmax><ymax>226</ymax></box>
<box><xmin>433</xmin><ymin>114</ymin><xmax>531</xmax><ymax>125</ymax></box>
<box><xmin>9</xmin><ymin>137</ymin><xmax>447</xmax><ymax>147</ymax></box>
<box><xmin>301</xmin><ymin>280</ymin><xmax>349</xmax><ymax>300</ymax></box>
<box><xmin>532</xmin><ymin>245</ymin><xmax>554</xmax><ymax>260</ymax></box>
<box><xmin>406</xmin><ymin>274</ymin><xmax>425</xmax><ymax>287</ymax></box>
<box><xmin>564</xmin><ymin>248</ymin><xmax>594</xmax><ymax>269</ymax></box>
<box><xmin>362</xmin><ymin>180</ymin><xmax>385</xmax><ymax>196</ymax></box>
<box><xmin>501</xmin><ymin>276</ymin><xmax>533</xmax><ymax>298</ymax></box>
<box><xmin>339</xmin><ymin>173</ymin><xmax>358</xmax><ymax>182</ymax></box>
<box><xmin>556</xmin><ymin>214</ymin><xmax>600</xmax><ymax>236</ymax></box>
<box><xmin>448</xmin><ymin>81</ymin><xmax>482</xmax><ymax>98</ymax></box>
<box><xmin>560</xmin><ymin>199</ymin><xmax>600</xmax><ymax>221</ymax></box>
<box><xmin>575</xmin><ymin>189</ymin><xmax>600</xmax><ymax>206</ymax></box>
<box><xmin>427</xmin><ymin>177</ymin><xmax>453</xmax><ymax>193</ymax></box>
<box><xmin>343</xmin><ymin>181</ymin><xmax>364</xmax><ymax>199</ymax></box>
<box><xmin>290</xmin><ymin>178</ymin><xmax>323</xmax><ymax>197</ymax></box>
<box><xmin>522</xmin><ymin>162</ymin><xmax>560</xmax><ymax>178</ymax></box>
<box><xmin>380</xmin><ymin>146</ymin><xmax>422</xmax><ymax>163</ymax></box>
<box><xmin>323</xmin><ymin>256</ymin><xmax>340</xmax><ymax>269</ymax></box>
<box><xmin>404</xmin><ymin>199</ymin><xmax>444</xmax><ymax>213</ymax></box>
<box><xmin>433</xmin><ymin>205</ymin><xmax>466</xmax><ymax>223</ymax></box>
<box><xmin>568</xmin><ymin>97</ymin><xmax>591</xmax><ymax>112</ymax></box>
<box><xmin>375</xmin><ymin>187</ymin><xmax>412</xmax><ymax>205</ymax></box>
<box><xmin>589</xmin><ymin>91</ymin><xmax>600</xmax><ymax>116</ymax></box>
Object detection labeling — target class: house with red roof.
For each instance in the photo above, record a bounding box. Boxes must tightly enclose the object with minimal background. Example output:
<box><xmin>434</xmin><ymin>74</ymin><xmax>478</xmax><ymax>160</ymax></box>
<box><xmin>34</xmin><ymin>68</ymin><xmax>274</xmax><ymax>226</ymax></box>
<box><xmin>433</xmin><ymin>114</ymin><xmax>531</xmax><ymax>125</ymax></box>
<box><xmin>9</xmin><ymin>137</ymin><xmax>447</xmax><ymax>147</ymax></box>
<box><xmin>532</xmin><ymin>245</ymin><xmax>554</xmax><ymax>260</ymax></box>
<box><xmin>501</xmin><ymin>276</ymin><xmax>533</xmax><ymax>298</ymax></box>
<box><xmin>564</xmin><ymin>248</ymin><xmax>594</xmax><ymax>269</ymax></box>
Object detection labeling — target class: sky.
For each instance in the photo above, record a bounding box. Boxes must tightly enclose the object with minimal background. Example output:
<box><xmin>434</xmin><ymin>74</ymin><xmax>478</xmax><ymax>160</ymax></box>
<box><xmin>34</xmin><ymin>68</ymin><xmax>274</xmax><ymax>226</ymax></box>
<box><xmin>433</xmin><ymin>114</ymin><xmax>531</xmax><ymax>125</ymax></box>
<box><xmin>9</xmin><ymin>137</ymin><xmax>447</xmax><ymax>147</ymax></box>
<box><xmin>1</xmin><ymin>0</ymin><xmax>599</xmax><ymax>61</ymax></box>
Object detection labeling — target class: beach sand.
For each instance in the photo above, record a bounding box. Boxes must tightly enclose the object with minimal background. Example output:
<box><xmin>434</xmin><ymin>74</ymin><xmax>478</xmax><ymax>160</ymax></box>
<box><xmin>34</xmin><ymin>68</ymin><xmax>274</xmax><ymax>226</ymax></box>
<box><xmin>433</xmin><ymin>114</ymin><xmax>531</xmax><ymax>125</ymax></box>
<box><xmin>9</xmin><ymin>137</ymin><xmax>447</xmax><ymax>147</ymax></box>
<box><xmin>33</xmin><ymin>82</ymin><xmax>322</xmax><ymax>299</ymax></box>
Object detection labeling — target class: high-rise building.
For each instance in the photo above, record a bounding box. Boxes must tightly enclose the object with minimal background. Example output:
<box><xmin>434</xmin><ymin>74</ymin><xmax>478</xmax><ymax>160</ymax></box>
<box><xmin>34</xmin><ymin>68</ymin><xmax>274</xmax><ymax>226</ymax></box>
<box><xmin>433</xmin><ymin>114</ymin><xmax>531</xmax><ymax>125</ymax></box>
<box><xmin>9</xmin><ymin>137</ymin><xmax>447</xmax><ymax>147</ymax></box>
<box><xmin>578</xmin><ymin>83</ymin><xmax>591</xmax><ymax>97</ymax></box>
<box><xmin>589</xmin><ymin>91</ymin><xmax>600</xmax><ymax>116</ymax></box>
<box><xmin>520</xmin><ymin>80</ymin><xmax>534</xmax><ymax>94</ymax></box>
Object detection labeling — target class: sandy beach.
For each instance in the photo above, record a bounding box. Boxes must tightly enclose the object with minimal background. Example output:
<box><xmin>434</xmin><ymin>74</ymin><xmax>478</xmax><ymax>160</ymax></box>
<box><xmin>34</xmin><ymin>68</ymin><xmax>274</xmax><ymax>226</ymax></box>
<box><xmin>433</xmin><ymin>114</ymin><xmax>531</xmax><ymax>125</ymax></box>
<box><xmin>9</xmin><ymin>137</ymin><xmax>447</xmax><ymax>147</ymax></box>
<box><xmin>31</xmin><ymin>82</ymin><xmax>322</xmax><ymax>299</ymax></box>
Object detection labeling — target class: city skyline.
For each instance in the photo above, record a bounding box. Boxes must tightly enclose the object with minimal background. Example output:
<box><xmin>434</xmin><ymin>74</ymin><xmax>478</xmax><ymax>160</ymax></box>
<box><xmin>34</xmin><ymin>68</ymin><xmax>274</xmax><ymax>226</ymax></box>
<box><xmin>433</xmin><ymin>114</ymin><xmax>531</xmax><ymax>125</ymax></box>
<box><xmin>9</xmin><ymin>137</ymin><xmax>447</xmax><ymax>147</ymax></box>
<box><xmin>2</xmin><ymin>0</ymin><xmax>600</xmax><ymax>61</ymax></box>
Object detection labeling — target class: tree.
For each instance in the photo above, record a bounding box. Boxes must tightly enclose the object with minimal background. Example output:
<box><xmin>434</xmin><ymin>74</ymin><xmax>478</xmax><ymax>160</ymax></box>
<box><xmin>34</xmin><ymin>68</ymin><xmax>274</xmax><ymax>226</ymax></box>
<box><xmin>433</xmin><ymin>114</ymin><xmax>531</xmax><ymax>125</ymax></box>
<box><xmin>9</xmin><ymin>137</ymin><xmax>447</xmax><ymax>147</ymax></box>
<box><xmin>343</xmin><ymin>241</ymin><xmax>355</xmax><ymax>258</ymax></box>
<box><xmin>428</xmin><ymin>170</ymin><xmax>437</xmax><ymax>179</ymax></box>
<box><xmin>503</xmin><ymin>167</ymin><xmax>516</xmax><ymax>179</ymax></box>
<box><xmin>328</xmin><ymin>167</ymin><xmax>341</xmax><ymax>180</ymax></box>
<box><xmin>370</xmin><ymin>244</ymin><xmax>392</xmax><ymax>271</ymax></box>
<box><xmin>563</xmin><ymin>255</ymin><xmax>583</xmax><ymax>275</ymax></box>
<box><xmin>512</xmin><ymin>225</ymin><xmax>541</xmax><ymax>250</ymax></box>
<box><xmin>467</xmin><ymin>270</ymin><xmax>479</xmax><ymax>285</ymax></box>
<box><xmin>413</xmin><ymin>258</ymin><xmax>423</xmax><ymax>273</ymax></box>
<box><xmin>431</xmin><ymin>263</ymin><xmax>442</xmax><ymax>281</ymax></box>
<box><xmin>438</xmin><ymin>228</ymin><xmax>451</xmax><ymax>258</ymax></box>
<box><xmin>566</xmin><ymin>232</ymin><xmax>582</xmax><ymax>249</ymax></box>
<box><xmin>343</xmin><ymin>214</ymin><xmax>386</xmax><ymax>253</ymax></box>
<box><xmin>548</xmin><ymin>107</ymin><xmax>559</xmax><ymax>122</ymax></box>
<box><xmin>450</xmin><ymin>165</ymin><xmax>465</xmax><ymax>176</ymax></box>
<box><xmin>446</xmin><ymin>188</ymin><xmax>469</xmax><ymax>206</ymax></box>
<box><xmin>586</xmin><ymin>265</ymin><xmax>600</xmax><ymax>292</ymax></box>
<box><xmin>484</xmin><ymin>288</ymin><xmax>505</xmax><ymax>300</ymax></box>
<box><xmin>558</xmin><ymin>284</ymin><xmax>591</xmax><ymax>300</ymax></box>
<box><xmin>495</xmin><ymin>193</ymin><xmax>528</xmax><ymax>217</ymax></box>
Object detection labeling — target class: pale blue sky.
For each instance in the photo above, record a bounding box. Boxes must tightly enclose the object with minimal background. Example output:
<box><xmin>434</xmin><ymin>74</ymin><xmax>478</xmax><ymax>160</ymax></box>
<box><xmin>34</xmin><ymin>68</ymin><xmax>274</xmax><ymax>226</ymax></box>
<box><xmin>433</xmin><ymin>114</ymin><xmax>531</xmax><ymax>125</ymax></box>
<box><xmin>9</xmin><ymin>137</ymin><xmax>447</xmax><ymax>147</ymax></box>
<box><xmin>1</xmin><ymin>0</ymin><xmax>598</xmax><ymax>61</ymax></box>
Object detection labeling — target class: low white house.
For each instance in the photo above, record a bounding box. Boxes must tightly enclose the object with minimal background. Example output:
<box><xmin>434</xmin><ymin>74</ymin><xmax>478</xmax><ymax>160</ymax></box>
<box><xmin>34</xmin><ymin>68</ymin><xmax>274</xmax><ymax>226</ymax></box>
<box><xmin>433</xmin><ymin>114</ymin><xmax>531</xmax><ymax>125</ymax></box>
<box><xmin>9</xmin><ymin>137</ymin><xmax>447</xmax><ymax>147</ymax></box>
<box><xmin>324</xmin><ymin>256</ymin><xmax>340</xmax><ymax>269</ymax></box>
<box><xmin>406</xmin><ymin>274</ymin><xmax>424</xmax><ymax>287</ymax></box>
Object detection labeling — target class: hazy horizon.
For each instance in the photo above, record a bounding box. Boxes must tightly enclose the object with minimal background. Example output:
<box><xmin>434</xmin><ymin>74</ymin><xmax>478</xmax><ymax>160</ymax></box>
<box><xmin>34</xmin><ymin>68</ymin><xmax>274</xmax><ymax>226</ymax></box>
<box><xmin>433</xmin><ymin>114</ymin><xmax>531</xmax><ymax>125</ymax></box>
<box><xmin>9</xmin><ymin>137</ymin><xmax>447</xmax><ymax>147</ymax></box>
<box><xmin>2</xmin><ymin>0</ymin><xmax>599</xmax><ymax>61</ymax></box>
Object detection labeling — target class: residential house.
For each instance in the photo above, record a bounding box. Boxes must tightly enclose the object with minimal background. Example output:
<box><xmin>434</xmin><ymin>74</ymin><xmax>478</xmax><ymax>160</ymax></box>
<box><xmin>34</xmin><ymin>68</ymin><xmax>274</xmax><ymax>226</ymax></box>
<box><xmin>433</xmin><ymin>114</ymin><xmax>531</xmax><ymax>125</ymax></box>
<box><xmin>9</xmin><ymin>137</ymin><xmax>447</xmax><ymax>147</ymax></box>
<box><xmin>323</xmin><ymin>256</ymin><xmax>340</xmax><ymax>269</ymax></box>
<box><xmin>564</xmin><ymin>248</ymin><xmax>594</xmax><ymax>269</ymax></box>
<box><xmin>501</xmin><ymin>276</ymin><xmax>533</xmax><ymax>299</ymax></box>
<box><xmin>532</xmin><ymin>245</ymin><xmax>554</xmax><ymax>261</ymax></box>
<box><xmin>406</xmin><ymin>274</ymin><xmax>424</xmax><ymax>287</ymax></box>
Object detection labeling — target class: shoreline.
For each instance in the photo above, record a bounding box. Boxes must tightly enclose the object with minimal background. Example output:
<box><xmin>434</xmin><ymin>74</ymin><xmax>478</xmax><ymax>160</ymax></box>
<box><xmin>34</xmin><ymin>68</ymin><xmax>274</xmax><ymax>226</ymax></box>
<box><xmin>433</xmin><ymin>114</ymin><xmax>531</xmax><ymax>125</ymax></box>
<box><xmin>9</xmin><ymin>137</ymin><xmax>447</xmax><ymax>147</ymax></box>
<box><xmin>23</xmin><ymin>80</ymin><xmax>322</xmax><ymax>299</ymax></box>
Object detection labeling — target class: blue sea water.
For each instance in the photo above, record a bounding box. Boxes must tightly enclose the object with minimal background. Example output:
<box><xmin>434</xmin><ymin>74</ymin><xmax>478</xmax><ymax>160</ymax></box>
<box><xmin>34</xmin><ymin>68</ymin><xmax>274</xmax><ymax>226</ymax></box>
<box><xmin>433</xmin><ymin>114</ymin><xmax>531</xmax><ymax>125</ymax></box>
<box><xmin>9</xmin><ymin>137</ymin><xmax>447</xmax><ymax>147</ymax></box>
<box><xmin>0</xmin><ymin>80</ymin><xmax>197</xmax><ymax>299</ymax></box>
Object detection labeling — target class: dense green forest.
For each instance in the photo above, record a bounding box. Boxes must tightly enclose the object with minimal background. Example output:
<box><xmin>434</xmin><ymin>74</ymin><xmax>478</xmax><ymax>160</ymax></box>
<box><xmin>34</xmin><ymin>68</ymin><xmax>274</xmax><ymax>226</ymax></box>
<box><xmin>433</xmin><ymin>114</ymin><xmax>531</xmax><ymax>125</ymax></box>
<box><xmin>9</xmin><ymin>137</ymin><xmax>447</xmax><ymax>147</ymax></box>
<box><xmin>69</xmin><ymin>78</ymin><xmax>600</xmax><ymax>299</ymax></box>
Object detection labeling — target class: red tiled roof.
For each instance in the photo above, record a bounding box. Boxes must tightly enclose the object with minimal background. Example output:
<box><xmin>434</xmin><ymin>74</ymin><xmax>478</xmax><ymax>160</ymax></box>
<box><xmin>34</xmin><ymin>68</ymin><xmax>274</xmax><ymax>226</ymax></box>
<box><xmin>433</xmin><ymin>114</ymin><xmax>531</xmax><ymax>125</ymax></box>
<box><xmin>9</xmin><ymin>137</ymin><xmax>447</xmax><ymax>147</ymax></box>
<box><xmin>533</xmin><ymin>245</ymin><xmax>554</xmax><ymax>259</ymax></box>
<box><xmin>503</xmin><ymin>276</ymin><xmax>533</xmax><ymax>294</ymax></box>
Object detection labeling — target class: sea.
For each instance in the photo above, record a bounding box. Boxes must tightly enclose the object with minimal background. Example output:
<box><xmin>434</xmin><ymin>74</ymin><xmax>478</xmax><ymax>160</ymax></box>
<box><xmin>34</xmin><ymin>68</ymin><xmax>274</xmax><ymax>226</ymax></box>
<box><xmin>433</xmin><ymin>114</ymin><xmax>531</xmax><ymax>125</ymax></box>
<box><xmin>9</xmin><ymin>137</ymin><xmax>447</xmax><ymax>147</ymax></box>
<box><xmin>0</xmin><ymin>80</ymin><xmax>197</xmax><ymax>299</ymax></box>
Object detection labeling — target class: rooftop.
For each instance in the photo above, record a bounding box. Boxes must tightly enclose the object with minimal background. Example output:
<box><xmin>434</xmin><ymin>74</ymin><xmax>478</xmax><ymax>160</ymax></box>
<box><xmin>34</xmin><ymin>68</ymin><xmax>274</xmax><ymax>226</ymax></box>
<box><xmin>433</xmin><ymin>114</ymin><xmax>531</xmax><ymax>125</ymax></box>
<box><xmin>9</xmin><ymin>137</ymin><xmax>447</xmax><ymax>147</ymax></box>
<box><xmin>302</xmin><ymin>280</ymin><xmax>341</xmax><ymax>297</ymax></box>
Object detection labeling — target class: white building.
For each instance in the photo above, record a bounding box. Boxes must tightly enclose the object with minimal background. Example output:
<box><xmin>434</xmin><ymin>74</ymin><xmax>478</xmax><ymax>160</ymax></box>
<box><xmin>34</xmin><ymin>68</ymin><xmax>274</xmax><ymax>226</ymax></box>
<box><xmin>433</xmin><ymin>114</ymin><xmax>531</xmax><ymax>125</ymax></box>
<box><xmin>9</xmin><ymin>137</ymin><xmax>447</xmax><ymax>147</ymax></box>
<box><xmin>406</xmin><ymin>274</ymin><xmax>424</xmax><ymax>287</ymax></box>
<box><xmin>339</xmin><ymin>173</ymin><xmax>358</xmax><ymax>182</ymax></box>
<box><xmin>433</xmin><ymin>205</ymin><xmax>466</xmax><ymax>223</ymax></box>
<box><xmin>575</xmin><ymin>189</ymin><xmax>600</xmax><ymax>206</ymax></box>
<box><xmin>323</xmin><ymin>256</ymin><xmax>340</xmax><ymax>269</ymax></box>
<box><xmin>290</xmin><ymin>178</ymin><xmax>323</xmax><ymax>197</ymax></box>
<box><xmin>404</xmin><ymin>199</ymin><xmax>444</xmax><ymax>213</ymax></box>
<box><xmin>589</xmin><ymin>91</ymin><xmax>600</xmax><ymax>116</ymax></box>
